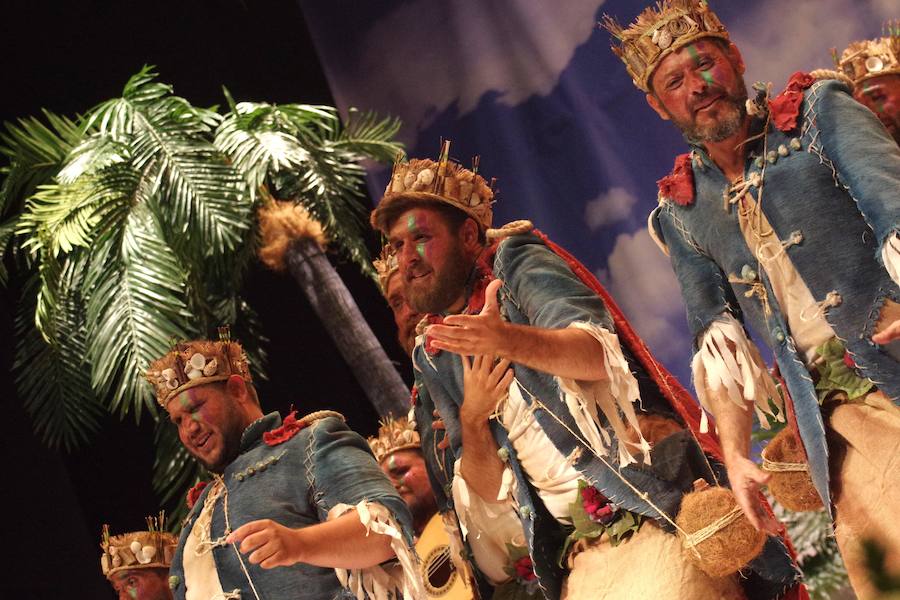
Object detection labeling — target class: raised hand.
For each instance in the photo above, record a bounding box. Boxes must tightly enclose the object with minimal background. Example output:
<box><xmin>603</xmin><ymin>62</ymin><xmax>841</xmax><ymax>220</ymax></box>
<box><xmin>460</xmin><ymin>354</ymin><xmax>514</xmax><ymax>425</ymax></box>
<box><xmin>428</xmin><ymin>279</ymin><xmax>507</xmax><ymax>356</ymax></box>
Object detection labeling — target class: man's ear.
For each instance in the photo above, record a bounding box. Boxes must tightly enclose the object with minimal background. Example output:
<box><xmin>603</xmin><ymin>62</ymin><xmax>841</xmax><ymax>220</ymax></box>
<box><xmin>725</xmin><ymin>42</ymin><xmax>745</xmax><ymax>75</ymax></box>
<box><xmin>225</xmin><ymin>375</ymin><xmax>248</xmax><ymax>403</ymax></box>
<box><xmin>646</xmin><ymin>93</ymin><xmax>671</xmax><ymax>121</ymax></box>
<box><xmin>460</xmin><ymin>217</ymin><xmax>482</xmax><ymax>253</ymax></box>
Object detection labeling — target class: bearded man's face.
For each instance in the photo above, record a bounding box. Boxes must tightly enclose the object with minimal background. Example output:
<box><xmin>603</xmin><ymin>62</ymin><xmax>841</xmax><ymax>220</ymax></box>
<box><xmin>387</xmin><ymin>207</ymin><xmax>474</xmax><ymax>315</ymax></box>
<box><xmin>649</xmin><ymin>39</ymin><xmax>748</xmax><ymax>144</ymax></box>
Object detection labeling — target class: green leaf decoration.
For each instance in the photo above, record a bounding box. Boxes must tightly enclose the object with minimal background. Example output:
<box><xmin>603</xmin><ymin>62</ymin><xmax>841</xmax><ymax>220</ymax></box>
<box><xmin>814</xmin><ymin>339</ymin><xmax>874</xmax><ymax>403</ymax></box>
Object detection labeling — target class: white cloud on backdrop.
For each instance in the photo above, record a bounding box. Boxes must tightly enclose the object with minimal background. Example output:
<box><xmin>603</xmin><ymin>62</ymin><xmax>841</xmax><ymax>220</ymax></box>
<box><xmin>585</xmin><ymin>186</ymin><xmax>638</xmax><ymax>230</ymax></box>
<box><xmin>733</xmin><ymin>0</ymin><xmax>897</xmax><ymax>90</ymax></box>
<box><xmin>353</xmin><ymin>0</ymin><xmax>606</xmax><ymax>137</ymax></box>
<box><xmin>597</xmin><ymin>228</ymin><xmax>686</xmax><ymax>363</ymax></box>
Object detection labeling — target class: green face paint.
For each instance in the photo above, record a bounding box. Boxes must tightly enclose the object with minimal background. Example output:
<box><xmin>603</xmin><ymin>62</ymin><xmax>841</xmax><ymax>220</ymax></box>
<box><xmin>687</xmin><ymin>44</ymin><xmax>715</xmax><ymax>85</ymax></box>
<box><xmin>128</xmin><ymin>586</ymin><xmax>137</xmax><ymax>599</ymax></box>
<box><xmin>416</xmin><ymin>242</ymin><xmax>426</xmax><ymax>258</ymax></box>
<box><xmin>406</xmin><ymin>214</ymin><xmax>416</xmax><ymax>231</ymax></box>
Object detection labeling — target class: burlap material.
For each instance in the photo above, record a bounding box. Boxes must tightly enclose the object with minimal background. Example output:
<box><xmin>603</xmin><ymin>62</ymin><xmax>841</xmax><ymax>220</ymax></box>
<box><xmin>561</xmin><ymin>522</ymin><xmax>745</xmax><ymax>599</ymax></box>
<box><xmin>827</xmin><ymin>390</ymin><xmax>900</xmax><ymax>600</ymax></box>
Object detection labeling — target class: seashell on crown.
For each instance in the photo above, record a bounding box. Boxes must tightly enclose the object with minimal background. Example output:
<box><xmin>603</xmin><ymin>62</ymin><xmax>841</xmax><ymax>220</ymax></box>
<box><xmin>146</xmin><ymin>331</ymin><xmax>252</xmax><ymax>408</ymax></box>
<box><xmin>100</xmin><ymin>514</ymin><xmax>177</xmax><ymax>578</ymax></box>
<box><xmin>834</xmin><ymin>25</ymin><xmax>900</xmax><ymax>87</ymax></box>
<box><xmin>602</xmin><ymin>0</ymin><xmax>730</xmax><ymax>92</ymax></box>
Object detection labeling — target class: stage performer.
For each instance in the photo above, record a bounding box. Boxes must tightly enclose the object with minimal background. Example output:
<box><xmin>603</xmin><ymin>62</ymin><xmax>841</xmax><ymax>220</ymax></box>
<box><xmin>370</xmin><ymin>144</ymin><xmax>803</xmax><ymax>599</ymax></box>
<box><xmin>605</xmin><ymin>1</ymin><xmax>900</xmax><ymax>595</ymax></box>
<box><xmin>831</xmin><ymin>26</ymin><xmax>900</xmax><ymax>145</ymax></box>
<box><xmin>145</xmin><ymin>333</ymin><xmax>422</xmax><ymax>600</ymax></box>
<box><xmin>100</xmin><ymin>514</ymin><xmax>177</xmax><ymax>600</ymax></box>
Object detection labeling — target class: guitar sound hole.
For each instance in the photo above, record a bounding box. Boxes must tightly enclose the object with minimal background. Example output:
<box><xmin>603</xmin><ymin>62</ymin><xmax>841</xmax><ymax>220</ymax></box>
<box><xmin>424</xmin><ymin>545</ymin><xmax>457</xmax><ymax>595</ymax></box>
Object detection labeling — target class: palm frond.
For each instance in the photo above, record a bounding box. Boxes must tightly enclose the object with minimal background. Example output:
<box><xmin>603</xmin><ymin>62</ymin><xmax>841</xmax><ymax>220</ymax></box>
<box><xmin>57</xmin><ymin>134</ymin><xmax>130</xmax><ymax>184</ymax></box>
<box><xmin>335</xmin><ymin>108</ymin><xmax>403</xmax><ymax>163</ymax></box>
<box><xmin>85</xmin><ymin>68</ymin><xmax>249</xmax><ymax>257</ymax></box>
<box><xmin>217</xmin><ymin>101</ymin><xmax>401</xmax><ymax>276</ymax></box>
<box><xmin>18</xmin><ymin>163</ymin><xmax>145</xmax><ymax>257</ymax></box>
<box><xmin>84</xmin><ymin>204</ymin><xmax>195</xmax><ymax>421</ymax></box>
<box><xmin>0</xmin><ymin>109</ymin><xmax>87</xmax><ymax>220</ymax></box>
<box><xmin>0</xmin><ymin>216</ymin><xmax>17</xmax><ymax>285</ymax></box>
<box><xmin>14</xmin><ymin>268</ymin><xmax>104</xmax><ymax>450</ymax></box>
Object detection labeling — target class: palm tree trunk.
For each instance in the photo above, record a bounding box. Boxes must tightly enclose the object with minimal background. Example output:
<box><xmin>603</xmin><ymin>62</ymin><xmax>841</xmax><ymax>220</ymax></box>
<box><xmin>284</xmin><ymin>237</ymin><xmax>409</xmax><ymax>417</ymax></box>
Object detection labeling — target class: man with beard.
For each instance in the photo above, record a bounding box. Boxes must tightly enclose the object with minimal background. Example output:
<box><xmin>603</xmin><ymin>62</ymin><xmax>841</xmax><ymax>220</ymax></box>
<box><xmin>370</xmin><ymin>247</ymin><xmax>435</xmax><ymax>536</ymax></box>
<box><xmin>605</xmin><ymin>1</ymin><xmax>900</xmax><ymax>595</ymax></box>
<box><xmin>100</xmin><ymin>515</ymin><xmax>176</xmax><ymax>600</ymax></box>
<box><xmin>376</xmin><ymin>245</ymin><xmax>424</xmax><ymax>358</ymax></box>
<box><xmin>146</xmin><ymin>336</ymin><xmax>422</xmax><ymax>600</ymax></box>
<box><xmin>370</xmin><ymin>146</ymin><xmax>804</xmax><ymax>599</ymax></box>
<box><xmin>833</xmin><ymin>27</ymin><xmax>900</xmax><ymax>145</ymax></box>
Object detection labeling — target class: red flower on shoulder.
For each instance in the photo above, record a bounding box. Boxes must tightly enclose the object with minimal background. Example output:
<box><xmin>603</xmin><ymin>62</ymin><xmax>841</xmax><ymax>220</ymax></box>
<box><xmin>263</xmin><ymin>410</ymin><xmax>307</xmax><ymax>446</ymax></box>
<box><xmin>769</xmin><ymin>71</ymin><xmax>815</xmax><ymax>132</ymax></box>
<box><xmin>657</xmin><ymin>153</ymin><xmax>695</xmax><ymax>206</ymax></box>
<box><xmin>513</xmin><ymin>555</ymin><xmax>537</xmax><ymax>582</ymax></box>
<box><xmin>423</xmin><ymin>315</ymin><xmax>445</xmax><ymax>356</ymax></box>
<box><xmin>186</xmin><ymin>480</ymin><xmax>208</xmax><ymax>509</ymax></box>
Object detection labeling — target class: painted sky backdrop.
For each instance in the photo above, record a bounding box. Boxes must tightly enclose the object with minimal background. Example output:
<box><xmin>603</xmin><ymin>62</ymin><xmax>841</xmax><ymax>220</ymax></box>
<box><xmin>300</xmin><ymin>0</ymin><xmax>896</xmax><ymax>384</ymax></box>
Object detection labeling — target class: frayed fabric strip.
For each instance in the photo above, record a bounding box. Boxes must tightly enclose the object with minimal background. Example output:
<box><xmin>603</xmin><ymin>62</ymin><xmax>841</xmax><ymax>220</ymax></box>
<box><xmin>558</xmin><ymin>322</ymin><xmax>651</xmax><ymax>466</ymax></box>
<box><xmin>692</xmin><ymin>314</ymin><xmax>783</xmax><ymax>430</ymax></box>
<box><xmin>328</xmin><ymin>501</ymin><xmax>424</xmax><ymax>600</ymax></box>
<box><xmin>450</xmin><ymin>458</ymin><xmax>524</xmax><ymax>584</ymax></box>
<box><xmin>439</xmin><ymin>511</ymin><xmax>478</xmax><ymax>591</ymax></box>
<box><xmin>882</xmin><ymin>233</ymin><xmax>900</xmax><ymax>287</ymax></box>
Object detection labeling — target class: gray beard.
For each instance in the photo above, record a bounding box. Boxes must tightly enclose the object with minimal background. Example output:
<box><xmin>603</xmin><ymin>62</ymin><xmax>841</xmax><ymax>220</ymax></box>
<box><xmin>683</xmin><ymin>98</ymin><xmax>746</xmax><ymax>144</ymax></box>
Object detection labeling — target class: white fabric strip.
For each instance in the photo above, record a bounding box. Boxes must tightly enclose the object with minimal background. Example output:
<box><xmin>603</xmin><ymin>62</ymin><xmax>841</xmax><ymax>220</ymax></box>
<box><xmin>691</xmin><ymin>314</ymin><xmax>783</xmax><ymax>431</ymax></box>
<box><xmin>559</xmin><ymin>321</ymin><xmax>651</xmax><ymax>466</ymax></box>
<box><xmin>450</xmin><ymin>458</ymin><xmax>524</xmax><ymax>584</ymax></box>
<box><xmin>328</xmin><ymin>501</ymin><xmax>424</xmax><ymax>600</ymax></box>
<box><xmin>882</xmin><ymin>233</ymin><xmax>900</xmax><ymax>288</ymax></box>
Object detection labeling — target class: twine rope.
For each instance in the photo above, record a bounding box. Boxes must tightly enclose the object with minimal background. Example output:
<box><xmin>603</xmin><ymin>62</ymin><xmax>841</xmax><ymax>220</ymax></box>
<box><xmin>761</xmin><ymin>456</ymin><xmax>809</xmax><ymax>473</ymax></box>
<box><xmin>682</xmin><ymin>506</ymin><xmax>744</xmax><ymax>551</ymax></box>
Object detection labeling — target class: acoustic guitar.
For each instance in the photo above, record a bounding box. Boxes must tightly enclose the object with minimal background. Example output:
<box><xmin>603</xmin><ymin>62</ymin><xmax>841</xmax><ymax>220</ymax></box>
<box><xmin>416</xmin><ymin>513</ymin><xmax>476</xmax><ymax>599</ymax></box>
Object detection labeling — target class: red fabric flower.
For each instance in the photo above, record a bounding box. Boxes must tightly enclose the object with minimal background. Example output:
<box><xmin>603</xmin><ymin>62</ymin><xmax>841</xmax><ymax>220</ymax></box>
<box><xmin>410</xmin><ymin>386</ymin><xmax>419</xmax><ymax>407</ymax></box>
<box><xmin>769</xmin><ymin>71</ymin><xmax>815</xmax><ymax>132</ymax></box>
<box><xmin>186</xmin><ymin>480</ymin><xmax>208</xmax><ymax>509</ymax></box>
<box><xmin>657</xmin><ymin>153</ymin><xmax>695</xmax><ymax>206</ymax></box>
<box><xmin>581</xmin><ymin>486</ymin><xmax>617</xmax><ymax>525</ymax></box>
<box><xmin>843</xmin><ymin>350</ymin><xmax>857</xmax><ymax>370</ymax></box>
<box><xmin>513</xmin><ymin>556</ymin><xmax>536</xmax><ymax>582</ymax></box>
<box><xmin>263</xmin><ymin>410</ymin><xmax>307</xmax><ymax>446</ymax></box>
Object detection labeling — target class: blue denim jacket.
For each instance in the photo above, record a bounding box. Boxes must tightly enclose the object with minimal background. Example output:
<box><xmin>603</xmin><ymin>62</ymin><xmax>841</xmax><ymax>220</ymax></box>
<box><xmin>413</xmin><ymin>233</ymin><xmax>799</xmax><ymax>600</ymax></box>
<box><xmin>651</xmin><ymin>79</ymin><xmax>900</xmax><ymax>515</ymax></box>
<box><xmin>168</xmin><ymin>412</ymin><xmax>414</xmax><ymax>600</ymax></box>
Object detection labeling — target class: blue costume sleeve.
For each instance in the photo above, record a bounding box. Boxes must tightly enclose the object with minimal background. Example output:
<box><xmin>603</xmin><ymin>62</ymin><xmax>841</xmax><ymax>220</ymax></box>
<box><xmin>808</xmin><ymin>79</ymin><xmax>900</xmax><ymax>256</ymax></box>
<box><xmin>307</xmin><ymin>416</ymin><xmax>415</xmax><ymax>545</ymax></box>
<box><xmin>410</xmin><ymin>370</ymin><xmax>456</xmax><ymax>512</ymax></box>
<box><xmin>493</xmin><ymin>233</ymin><xmax>614</xmax><ymax>331</ymax></box>
<box><xmin>650</xmin><ymin>204</ymin><xmax>741</xmax><ymax>344</ymax></box>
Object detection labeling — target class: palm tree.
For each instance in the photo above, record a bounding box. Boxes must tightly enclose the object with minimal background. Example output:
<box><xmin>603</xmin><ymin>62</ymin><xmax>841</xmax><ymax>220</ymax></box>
<box><xmin>1</xmin><ymin>66</ymin><xmax>406</xmax><ymax>519</ymax></box>
<box><xmin>214</xmin><ymin>94</ymin><xmax>410</xmax><ymax>418</ymax></box>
